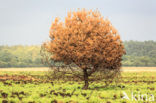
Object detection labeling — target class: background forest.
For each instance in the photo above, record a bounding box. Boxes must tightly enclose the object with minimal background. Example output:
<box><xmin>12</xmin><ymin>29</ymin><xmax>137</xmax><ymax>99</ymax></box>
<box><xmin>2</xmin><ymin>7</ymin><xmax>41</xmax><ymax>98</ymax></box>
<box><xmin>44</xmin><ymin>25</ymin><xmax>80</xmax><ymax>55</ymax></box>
<box><xmin>0</xmin><ymin>40</ymin><xmax>156</xmax><ymax>68</ymax></box>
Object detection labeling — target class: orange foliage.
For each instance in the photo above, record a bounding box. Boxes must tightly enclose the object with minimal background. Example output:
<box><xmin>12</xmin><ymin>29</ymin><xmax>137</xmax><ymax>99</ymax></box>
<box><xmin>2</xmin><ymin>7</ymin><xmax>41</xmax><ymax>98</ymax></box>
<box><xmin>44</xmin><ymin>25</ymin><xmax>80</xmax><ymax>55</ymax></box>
<box><xmin>43</xmin><ymin>9</ymin><xmax>125</xmax><ymax>71</ymax></box>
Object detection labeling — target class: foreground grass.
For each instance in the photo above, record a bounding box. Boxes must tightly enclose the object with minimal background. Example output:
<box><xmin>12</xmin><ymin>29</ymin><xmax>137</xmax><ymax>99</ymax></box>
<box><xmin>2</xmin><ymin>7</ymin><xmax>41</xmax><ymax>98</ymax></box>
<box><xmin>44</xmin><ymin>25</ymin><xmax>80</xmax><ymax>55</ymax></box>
<box><xmin>0</xmin><ymin>71</ymin><xmax>156</xmax><ymax>103</ymax></box>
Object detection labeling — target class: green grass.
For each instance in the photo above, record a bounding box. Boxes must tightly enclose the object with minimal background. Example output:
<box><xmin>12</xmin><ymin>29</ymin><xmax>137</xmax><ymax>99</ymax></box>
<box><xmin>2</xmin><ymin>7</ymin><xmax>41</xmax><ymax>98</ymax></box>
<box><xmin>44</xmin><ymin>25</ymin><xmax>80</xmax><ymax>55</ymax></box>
<box><xmin>0</xmin><ymin>71</ymin><xmax>156</xmax><ymax>103</ymax></box>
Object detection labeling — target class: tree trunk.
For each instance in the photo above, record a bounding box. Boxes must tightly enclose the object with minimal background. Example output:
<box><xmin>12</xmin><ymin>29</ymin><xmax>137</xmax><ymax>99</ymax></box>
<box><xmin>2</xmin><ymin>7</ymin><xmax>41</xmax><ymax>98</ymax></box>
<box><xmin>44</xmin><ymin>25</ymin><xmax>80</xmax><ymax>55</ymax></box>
<box><xmin>83</xmin><ymin>69</ymin><xmax>89</xmax><ymax>89</ymax></box>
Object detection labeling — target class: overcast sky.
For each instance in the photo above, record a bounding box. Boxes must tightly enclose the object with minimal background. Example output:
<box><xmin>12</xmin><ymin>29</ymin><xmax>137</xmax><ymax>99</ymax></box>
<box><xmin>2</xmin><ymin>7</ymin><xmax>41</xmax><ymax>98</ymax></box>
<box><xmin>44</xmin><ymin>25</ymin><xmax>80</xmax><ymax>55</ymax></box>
<box><xmin>0</xmin><ymin>0</ymin><xmax>156</xmax><ymax>45</ymax></box>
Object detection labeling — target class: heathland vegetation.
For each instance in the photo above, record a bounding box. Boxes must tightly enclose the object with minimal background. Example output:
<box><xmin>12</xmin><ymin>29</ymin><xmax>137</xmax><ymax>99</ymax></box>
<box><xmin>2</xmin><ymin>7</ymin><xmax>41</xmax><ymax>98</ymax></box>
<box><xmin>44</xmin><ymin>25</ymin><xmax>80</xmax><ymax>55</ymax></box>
<box><xmin>0</xmin><ymin>71</ymin><xmax>155</xmax><ymax>103</ymax></box>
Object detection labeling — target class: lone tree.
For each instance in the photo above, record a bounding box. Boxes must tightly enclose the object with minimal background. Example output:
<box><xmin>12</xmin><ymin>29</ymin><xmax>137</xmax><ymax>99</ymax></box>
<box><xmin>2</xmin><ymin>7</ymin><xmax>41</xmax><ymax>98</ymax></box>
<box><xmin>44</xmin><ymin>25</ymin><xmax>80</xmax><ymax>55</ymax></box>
<box><xmin>42</xmin><ymin>9</ymin><xmax>125</xmax><ymax>89</ymax></box>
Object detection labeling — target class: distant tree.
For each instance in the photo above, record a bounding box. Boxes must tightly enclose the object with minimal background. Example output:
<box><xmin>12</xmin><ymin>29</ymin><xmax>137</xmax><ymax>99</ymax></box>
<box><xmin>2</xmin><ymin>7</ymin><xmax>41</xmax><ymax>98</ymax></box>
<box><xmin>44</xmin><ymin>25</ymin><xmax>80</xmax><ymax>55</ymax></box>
<box><xmin>42</xmin><ymin>9</ymin><xmax>125</xmax><ymax>89</ymax></box>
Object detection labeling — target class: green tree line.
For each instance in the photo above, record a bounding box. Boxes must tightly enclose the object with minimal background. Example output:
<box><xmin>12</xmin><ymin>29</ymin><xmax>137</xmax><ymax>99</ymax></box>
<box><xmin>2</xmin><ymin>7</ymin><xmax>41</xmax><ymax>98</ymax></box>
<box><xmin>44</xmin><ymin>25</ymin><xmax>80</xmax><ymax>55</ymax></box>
<box><xmin>0</xmin><ymin>40</ymin><xmax>156</xmax><ymax>68</ymax></box>
<box><xmin>122</xmin><ymin>40</ymin><xmax>156</xmax><ymax>66</ymax></box>
<box><xmin>0</xmin><ymin>45</ymin><xmax>44</xmax><ymax>67</ymax></box>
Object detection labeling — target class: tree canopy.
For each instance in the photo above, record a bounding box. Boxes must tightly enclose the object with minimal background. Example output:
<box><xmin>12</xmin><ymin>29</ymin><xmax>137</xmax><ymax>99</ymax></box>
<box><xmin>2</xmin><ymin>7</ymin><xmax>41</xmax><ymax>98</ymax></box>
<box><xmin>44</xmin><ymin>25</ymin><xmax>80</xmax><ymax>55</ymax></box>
<box><xmin>44</xmin><ymin>9</ymin><xmax>125</xmax><ymax>69</ymax></box>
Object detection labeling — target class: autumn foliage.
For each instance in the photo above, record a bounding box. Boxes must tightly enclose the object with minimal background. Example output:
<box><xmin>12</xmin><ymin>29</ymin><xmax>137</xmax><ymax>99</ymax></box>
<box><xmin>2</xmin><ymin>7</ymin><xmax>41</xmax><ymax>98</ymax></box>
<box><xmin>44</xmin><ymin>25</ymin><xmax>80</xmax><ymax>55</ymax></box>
<box><xmin>42</xmin><ymin>9</ymin><xmax>125</xmax><ymax>89</ymax></box>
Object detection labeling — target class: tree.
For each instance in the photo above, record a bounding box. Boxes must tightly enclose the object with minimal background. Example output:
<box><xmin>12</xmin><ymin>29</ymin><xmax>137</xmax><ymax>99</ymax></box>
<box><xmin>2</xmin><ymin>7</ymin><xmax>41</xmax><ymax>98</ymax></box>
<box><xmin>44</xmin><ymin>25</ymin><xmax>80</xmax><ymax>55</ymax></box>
<box><xmin>42</xmin><ymin>9</ymin><xmax>125</xmax><ymax>89</ymax></box>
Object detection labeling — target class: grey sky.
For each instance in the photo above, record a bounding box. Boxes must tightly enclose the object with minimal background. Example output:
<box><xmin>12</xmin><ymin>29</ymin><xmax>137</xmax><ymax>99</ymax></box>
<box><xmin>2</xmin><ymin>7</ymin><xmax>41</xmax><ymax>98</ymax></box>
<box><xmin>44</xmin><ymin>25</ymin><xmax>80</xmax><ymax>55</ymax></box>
<box><xmin>0</xmin><ymin>0</ymin><xmax>156</xmax><ymax>45</ymax></box>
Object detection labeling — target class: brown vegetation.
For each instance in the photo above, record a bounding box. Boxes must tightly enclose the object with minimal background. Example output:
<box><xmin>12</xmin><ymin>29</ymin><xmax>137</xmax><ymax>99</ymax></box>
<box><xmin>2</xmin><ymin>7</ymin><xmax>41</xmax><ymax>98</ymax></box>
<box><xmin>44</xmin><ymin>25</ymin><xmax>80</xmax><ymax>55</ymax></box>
<box><xmin>42</xmin><ymin>9</ymin><xmax>125</xmax><ymax>89</ymax></box>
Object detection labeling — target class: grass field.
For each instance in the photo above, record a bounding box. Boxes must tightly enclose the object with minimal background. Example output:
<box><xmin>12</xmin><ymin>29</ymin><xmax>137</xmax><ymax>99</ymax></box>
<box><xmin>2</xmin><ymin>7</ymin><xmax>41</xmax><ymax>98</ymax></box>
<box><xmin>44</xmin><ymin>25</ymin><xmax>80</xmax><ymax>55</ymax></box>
<box><xmin>0</xmin><ymin>67</ymin><xmax>156</xmax><ymax>103</ymax></box>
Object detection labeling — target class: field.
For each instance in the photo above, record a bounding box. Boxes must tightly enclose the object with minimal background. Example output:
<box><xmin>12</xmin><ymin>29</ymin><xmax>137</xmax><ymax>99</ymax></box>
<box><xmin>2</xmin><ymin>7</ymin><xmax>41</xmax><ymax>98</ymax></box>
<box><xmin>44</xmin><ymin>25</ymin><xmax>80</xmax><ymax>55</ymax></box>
<box><xmin>0</xmin><ymin>67</ymin><xmax>156</xmax><ymax>103</ymax></box>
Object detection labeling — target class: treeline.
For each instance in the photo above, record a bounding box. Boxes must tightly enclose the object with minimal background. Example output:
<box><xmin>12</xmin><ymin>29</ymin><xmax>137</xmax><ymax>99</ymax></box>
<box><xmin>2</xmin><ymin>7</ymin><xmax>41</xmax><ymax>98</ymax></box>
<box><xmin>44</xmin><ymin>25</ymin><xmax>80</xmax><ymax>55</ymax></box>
<box><xmin>0</xmin><ymin>40</ymin><xmax>156</xmax><ymax>68</ymax></box>
<box><xmin>0</xmin><ymin>45</ymin><xmax>44</xmax><ymax>67</ymax></box>
<box><xmin>123</xmin><ymin>40</ymin><xmax>156</xmax><ymax>66</ymax></box>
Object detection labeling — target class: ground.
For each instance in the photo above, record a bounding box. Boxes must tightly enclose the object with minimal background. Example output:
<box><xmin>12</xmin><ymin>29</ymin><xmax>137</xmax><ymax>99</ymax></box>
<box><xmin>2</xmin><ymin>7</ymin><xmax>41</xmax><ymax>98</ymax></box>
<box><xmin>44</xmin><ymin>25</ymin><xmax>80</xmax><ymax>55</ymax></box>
<box><xmin>0</xmin><ymin>67</ymin><xmax>156</xmax><ymax>103</ymax></box>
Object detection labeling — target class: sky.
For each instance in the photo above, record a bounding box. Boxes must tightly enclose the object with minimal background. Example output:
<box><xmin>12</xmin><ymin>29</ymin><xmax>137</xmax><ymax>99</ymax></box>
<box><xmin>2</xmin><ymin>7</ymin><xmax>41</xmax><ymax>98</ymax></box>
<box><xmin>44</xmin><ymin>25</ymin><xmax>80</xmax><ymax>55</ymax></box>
<box><xmin>0</xmin><ymin>0</ymin><xmax>156</xmax><ymax>45</ymax></box>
